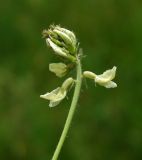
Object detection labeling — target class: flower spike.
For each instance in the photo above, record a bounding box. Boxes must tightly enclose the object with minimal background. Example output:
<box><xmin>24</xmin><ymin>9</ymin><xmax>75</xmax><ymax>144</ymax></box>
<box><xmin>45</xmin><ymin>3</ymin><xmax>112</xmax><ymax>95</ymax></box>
<box><xmin>40</xmin><ymin>24</ymin><xmax>118</xmax><ymax>160</ymax></box>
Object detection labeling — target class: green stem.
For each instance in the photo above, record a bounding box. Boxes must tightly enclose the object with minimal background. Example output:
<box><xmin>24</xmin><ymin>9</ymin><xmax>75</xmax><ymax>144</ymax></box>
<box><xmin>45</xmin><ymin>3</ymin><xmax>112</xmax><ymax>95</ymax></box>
<box><xmin>51</xmin><ymin>58</ymin><xmax>82</xmax><ymax>160</ymax></box>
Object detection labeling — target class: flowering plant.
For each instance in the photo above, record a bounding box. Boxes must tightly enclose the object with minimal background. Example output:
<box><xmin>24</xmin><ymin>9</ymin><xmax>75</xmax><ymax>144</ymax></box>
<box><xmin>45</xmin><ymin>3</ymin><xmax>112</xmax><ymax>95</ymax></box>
<box><xmin>40</xmin><ymin>25</ymin><xmax>117</xmax><ymax>160</ymax></box>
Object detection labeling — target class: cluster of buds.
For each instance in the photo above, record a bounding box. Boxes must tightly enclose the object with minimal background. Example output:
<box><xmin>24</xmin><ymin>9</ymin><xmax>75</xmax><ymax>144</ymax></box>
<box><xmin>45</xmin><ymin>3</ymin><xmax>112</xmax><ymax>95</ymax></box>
<box><xmin>42</xmin><ymin>25</ymin><xmax>78</xmax><ymax>62</ymax></box>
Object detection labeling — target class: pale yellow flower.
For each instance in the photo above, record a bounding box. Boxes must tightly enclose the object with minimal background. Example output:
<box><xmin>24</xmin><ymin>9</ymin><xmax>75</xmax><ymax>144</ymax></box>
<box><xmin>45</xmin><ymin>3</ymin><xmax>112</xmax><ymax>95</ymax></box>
<box><xmin>83</xmin><ymin>66</ymin><xmax>117</xmax><ymax>88</ymax></box>
<box><xmin>49</xmin><ymin>63</ymin><xmax>67</xmax><ymax>78</ymax></box>
<box><xmin>40</xmin><ymin>77</ymin><xmax>74</xmax><ymax>107</ymax></box>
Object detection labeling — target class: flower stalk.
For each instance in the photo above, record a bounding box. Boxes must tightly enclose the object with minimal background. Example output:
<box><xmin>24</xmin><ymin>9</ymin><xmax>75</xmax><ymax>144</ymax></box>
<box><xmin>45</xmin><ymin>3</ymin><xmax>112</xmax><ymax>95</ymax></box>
<box><xmin>51</xmin><ymin>58</ymin><xmax>82</xmax><ymax>160</ymax></box>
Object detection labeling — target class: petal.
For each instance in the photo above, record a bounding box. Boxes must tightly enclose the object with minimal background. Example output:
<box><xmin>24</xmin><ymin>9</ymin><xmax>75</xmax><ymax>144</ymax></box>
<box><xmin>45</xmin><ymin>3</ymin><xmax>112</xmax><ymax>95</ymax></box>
<box><xmin>95</xmin><ymin>66</ymin><xmax>116</xmax><ymax>83</ymax></box>
<box><xmin>49</xmin><ymin>89</ymin><xmax>67</xmax><ymax>107</ymax></box>
<box><xmin>40</xmin><ymin>87</ymin><xmax>61</xmax><ymax>101</ymax></box>
<box><xmin>49</xmin><ymin>63</ymin><xmax>67</xmax><ymax>77</ymax></box>
<box><xmin>53</xmin><ymin>89</ymin><xmax>67</xmax><ymax>102</ymax></box>
<box><xmin>49</xmin><ymin>100</ymin><xmax>62</xmax><ymax>107</ymax></box>
<box><xmin>104</xmin><ymin>81</ymin><xmax>117</xmax><ymax>88</ymax></box>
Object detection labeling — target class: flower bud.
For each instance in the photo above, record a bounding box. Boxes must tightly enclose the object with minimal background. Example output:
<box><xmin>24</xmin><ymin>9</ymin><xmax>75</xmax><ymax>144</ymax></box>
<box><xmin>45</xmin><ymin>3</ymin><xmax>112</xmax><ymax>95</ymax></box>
<box><xmin>46</xmin><ymin>38</ymin><xmax>68</xmax><ymax>58</ymax></box>
<box><xmin>55</xmin><ymin>26</ymin><xmax>77</xmax><ymax>46</ymax></box>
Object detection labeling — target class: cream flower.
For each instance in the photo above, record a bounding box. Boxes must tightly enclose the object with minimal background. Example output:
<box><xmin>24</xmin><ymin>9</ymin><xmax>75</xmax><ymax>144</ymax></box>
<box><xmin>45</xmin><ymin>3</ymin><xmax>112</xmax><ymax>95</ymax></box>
<box><xmin>40</xmin><ymin>87</ymin><xmax>66</xmax><ymax>107</ymax></box>
<box><xmin>49</xmin><ymin>63</ymin><xmax>67</xmax><ymax>78</ymax></box>
<box><xmin>40</xmin><ymin>77</ymin><xmax>74</xmax><ymax>107</ymax></box>
<box><xmin>83</xmin><ymin>66</ymin><xmax>117</xmax><ymax>88</ymax></box>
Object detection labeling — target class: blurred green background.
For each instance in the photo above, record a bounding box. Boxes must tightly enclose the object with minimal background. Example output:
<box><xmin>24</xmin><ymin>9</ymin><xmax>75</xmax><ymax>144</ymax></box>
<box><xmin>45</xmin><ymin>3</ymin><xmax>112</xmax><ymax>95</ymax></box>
<box><xmin>0</xmin><ymin>0</ymin><xmax>142</xmax><ymax>159</ymax></box>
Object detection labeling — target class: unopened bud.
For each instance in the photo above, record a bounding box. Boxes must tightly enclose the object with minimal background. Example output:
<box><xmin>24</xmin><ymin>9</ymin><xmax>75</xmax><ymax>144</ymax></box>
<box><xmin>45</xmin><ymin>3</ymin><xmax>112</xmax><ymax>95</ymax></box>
<box><xmin>46</xmin><ymin>38</ymin><xmax>68</xmax><ymax>58</ymax></box>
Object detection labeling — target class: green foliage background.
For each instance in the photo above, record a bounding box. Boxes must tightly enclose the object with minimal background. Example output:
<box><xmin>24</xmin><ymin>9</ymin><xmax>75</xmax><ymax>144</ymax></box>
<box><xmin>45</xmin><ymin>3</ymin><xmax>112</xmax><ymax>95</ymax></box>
<box><xmin>0</xmin><ymin>0</ymin><xmax>142</xmax><ymax>159</ymax></box>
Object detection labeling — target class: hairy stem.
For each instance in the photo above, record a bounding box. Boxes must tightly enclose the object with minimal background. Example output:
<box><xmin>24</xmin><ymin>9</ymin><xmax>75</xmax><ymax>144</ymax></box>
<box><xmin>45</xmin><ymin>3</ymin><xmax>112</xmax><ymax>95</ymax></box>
<box><xmin>51</xmin><ymin>58</ymin><xmax>82</xmax><ymax>160</ymax></box>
